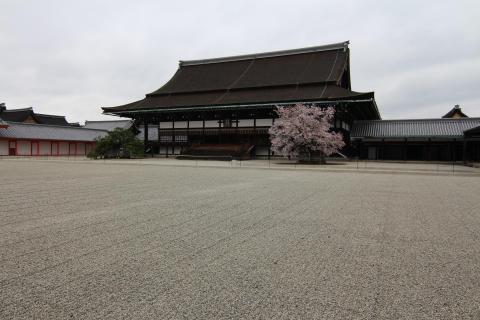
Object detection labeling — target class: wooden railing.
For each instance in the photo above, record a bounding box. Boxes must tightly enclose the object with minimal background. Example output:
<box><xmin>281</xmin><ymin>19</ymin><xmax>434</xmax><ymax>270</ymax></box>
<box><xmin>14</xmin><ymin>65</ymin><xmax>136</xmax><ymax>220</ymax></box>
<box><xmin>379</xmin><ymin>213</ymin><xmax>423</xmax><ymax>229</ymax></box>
<box><xmin>158</xmin><ymin>126</ymin><xmax>269</xmax><ymax>136</ymax></box>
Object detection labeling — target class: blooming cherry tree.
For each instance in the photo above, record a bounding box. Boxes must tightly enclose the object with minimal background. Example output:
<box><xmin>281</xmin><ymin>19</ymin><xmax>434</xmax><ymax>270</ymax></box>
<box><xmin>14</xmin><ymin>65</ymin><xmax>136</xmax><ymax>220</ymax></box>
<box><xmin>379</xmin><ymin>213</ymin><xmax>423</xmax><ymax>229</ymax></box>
<box><xmin>269</xmin><ymin>104</ymin><xmax>345</xmax><ymax>163</ymax></box>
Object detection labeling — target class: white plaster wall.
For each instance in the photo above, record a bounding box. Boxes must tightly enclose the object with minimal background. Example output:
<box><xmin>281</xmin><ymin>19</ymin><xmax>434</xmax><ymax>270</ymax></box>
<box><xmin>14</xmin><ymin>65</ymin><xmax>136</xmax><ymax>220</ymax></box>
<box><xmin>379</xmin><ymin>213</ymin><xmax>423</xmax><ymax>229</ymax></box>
<box><xmin>204</xmin><ymin>120</ymin><xmax>218</xmax><ymax>128</ymax></box>
<box><xmin>159</xmin><ymin>122</ymin><xmax>173</xmax><ymax>129</ymax></box>
<box><xmin>189</xmin><ymin>121</ymin><xmax>203</xmax><ymax>128</ymax></box>
<box><xmin>174</xmin><ymin>121</ymin><xmax>188</xmax><ymax>128</ymax></box>
<box><xmin>0</xmin><ymin>140</ymin><xmax>8</xmax><ymax>155</ymax></box>
<box><xmin>59</xmin><ymin>142</ymin><xmax>69</xmax><ymax>155</ymax></box>
<box><xmin>77</xmin><ymin>143</ymin><xmax>86</xmax><ymax>155</ymax></box>
<box><xmin>256</xmin><ymin>119</ymin><xmax>273</xmax><ymax>126</ymax></box>
<box><xmin>238</xmin><ymin>119</ymin><xmax>254</xmax><ymax>127</ymax></box>
<box><xmin>39</xmin><ymin>142</ymin><xmax>51</xmax><ymax>155</ymax></box>
<box><xmin>85</xmin><ymin>143</ymin><xmax>93</xmax><ymax>155</ymax></box>
<box><xmin>69</xmin><ymin>144</ymin><xmax>76</xmax><ymax>155</ymax></box>
<box><xmin>17</xmin><ymin>141</ymin><xmax>31</xmax><ymax>155</ymax></box>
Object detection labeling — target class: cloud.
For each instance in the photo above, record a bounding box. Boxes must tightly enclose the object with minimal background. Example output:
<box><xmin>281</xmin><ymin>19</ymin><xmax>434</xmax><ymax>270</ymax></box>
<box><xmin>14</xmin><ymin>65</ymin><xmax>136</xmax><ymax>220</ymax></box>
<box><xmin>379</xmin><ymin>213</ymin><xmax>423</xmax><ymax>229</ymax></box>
<box><xmin>0</xmin><ymin>0</ymin><xmax>479</xmax><ymax>122</ymax></box>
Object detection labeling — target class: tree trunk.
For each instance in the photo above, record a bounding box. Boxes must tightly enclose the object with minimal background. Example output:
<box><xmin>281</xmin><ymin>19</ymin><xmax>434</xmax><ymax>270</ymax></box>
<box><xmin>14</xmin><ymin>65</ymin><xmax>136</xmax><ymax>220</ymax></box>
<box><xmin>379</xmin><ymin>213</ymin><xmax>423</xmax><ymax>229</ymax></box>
<box><xmin>319</xmin><ymin>153</ymin><xmax>326</xmax><ymax>165</ymax></box>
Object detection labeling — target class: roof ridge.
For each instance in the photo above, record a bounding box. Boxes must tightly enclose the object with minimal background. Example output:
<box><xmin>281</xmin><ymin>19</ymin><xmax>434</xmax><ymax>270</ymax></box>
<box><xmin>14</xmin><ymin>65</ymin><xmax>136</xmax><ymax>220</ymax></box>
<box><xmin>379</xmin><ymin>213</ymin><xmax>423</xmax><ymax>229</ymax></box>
<box><xmin>3</xmin><ymin>107</ymin><xmax>33</xmax><ymax>112</ymax></box>
<box><xmin>35</xmin><ymin>113</ymin><xmax>66</xmax><ymax>118</ymax></box>
<box><xmin>4</xmin><ymin>121</ymin><xmax>109</xmax><ymax>132</ymax></box>
<box><xmin>85</xmin><ymin>120</ymin><xmax>131</xmax><ymax>123</ymax></box>
<box><xmin>355</xmin><ymin>118</ymin><xmax>480</xmax><ymax>122</ymax></box>
<box><xmin>179</xmin><ymin>41</ymin><xmax>349</xmax><ymax>66</ymax></box>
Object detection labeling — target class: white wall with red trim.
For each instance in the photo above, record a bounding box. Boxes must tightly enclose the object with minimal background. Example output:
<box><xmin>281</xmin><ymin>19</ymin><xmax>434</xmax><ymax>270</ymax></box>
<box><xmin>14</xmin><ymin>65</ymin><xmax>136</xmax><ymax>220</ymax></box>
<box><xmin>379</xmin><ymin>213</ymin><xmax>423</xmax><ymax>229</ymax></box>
<box><xmin>0</xmin><ymin>139</ymin><xmax>95</xmax><ymax>156</ymax></box>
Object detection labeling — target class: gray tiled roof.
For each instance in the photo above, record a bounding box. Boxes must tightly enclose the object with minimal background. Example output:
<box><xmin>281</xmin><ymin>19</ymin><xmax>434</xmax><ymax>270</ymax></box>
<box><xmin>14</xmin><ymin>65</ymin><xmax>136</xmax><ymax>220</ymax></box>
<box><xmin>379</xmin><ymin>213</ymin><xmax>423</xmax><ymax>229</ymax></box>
<box><xmin>351</xmin><ymin>118</ymin><xmax>480</xmax><ymax>138</ymax></box>
<box><xmin>0</xmin><ymin>122</ymin><xmax>108</xmax><ymax>141</ymax></box>
<box><xmin>83</xmin><ymin>120</ymin><xmax>133</xmax><ymax>131</ymax></box>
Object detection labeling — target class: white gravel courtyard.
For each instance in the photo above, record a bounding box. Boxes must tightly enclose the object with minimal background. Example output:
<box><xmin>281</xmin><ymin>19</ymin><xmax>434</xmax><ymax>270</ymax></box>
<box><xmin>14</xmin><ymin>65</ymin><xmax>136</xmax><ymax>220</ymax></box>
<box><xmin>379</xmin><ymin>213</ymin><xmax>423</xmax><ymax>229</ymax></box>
<box><xmin>1</xmin><ymin>160</ymin><xmax>479</xmax><ymax>319</ymax></box>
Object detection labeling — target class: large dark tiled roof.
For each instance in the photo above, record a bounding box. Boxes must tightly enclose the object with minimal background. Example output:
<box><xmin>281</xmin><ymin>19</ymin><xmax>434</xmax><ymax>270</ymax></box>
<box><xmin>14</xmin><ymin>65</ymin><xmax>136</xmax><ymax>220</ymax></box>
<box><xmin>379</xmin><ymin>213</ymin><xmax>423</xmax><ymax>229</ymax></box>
<box><xmin>103</xmin><ymin>42</ymin><xmax>379</xmax><ymax>119</ymax></box>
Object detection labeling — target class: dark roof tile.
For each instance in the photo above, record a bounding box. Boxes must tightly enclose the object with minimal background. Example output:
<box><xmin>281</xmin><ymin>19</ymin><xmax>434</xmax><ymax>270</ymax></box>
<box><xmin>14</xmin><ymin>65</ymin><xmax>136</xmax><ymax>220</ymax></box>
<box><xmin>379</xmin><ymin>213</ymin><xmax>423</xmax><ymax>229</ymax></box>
<box><xmin>103</xmin><ymin>42</ymin><xmax>378</xmax><ymax>119</ymax></box>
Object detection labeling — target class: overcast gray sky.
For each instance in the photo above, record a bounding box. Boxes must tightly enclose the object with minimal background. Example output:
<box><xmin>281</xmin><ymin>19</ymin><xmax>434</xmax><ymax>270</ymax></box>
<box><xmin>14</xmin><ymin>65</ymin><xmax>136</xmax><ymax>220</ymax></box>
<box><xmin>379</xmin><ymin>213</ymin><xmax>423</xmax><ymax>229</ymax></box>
<box><xmin>1</xmin><ymin>0</ymin><xmax>479</xmax><ymax>123</ymax></box>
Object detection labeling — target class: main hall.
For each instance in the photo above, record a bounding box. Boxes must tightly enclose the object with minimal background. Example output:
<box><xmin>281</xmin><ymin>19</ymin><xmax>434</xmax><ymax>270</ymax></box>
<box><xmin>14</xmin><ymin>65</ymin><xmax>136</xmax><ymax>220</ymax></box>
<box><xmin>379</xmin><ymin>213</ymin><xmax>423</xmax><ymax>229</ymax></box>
<box><xmin>103</xmin><ymin>42</ymin><xmax>480</xmax><ymax>162</ymax></box>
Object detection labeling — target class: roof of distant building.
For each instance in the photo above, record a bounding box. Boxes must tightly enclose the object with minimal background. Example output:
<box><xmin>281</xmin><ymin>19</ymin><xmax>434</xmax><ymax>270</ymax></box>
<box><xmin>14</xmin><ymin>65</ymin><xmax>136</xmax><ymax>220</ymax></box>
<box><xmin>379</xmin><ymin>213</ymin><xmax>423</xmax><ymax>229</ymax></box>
<box><xmin>84</xmin><ymin>119</ymin><xmax>133</xmax><ymax>131</ymax></box>
<box><xmin>0</xmin><ymin>106</ymin><xmax>71</xmax><ymax>126</ymax></box>
<box><xmin>464</xmin><ymin>125</ymin><xmax>480</xmax><ymax>137</ymax></box>
<box><xmin>351</xmin><ymin>118</ymin><xmax>480</xmax><ymax>138</ymax></box>
<box><xmin>0</xmin><ymin>117</ymin><xmax>8</xmax><ymax>128</ymax></box>
<box><xmin>34</xmin><ymin>113</ymin><xmax>70</xmax><ymax>126</ymax></box>
<box><xmin>0</xmin><ymin>122</ymin><xmax>108</xmax><ymax>141</ymax></box>
<box><xmin>442</xmin><ymin>105</ymin><xmax>468</xmax><ymax>118</ymax></box>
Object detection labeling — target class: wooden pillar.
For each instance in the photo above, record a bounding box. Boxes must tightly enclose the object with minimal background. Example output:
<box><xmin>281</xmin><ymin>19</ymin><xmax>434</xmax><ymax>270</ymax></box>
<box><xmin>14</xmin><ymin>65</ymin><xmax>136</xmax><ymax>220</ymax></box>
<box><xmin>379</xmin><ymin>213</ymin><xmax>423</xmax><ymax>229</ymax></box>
<box><xmin>427</xmin><ymin>138</ymin><xmax>431</xmax><ymax>161</ymax></box>
<box><xmin>452</xmin><ymin>139</ymin><xmax>456</xmax><ymax>162</ymax></box>
<box><xmin>143</xmin><ymin>117</ymin><xmax>149</xmax><ymax>154</ymax></box>
<box><xmin>447</xmin><ymin>140</ymin><xmax>452</xmax><ymax>161</ymax></box>
<box><xmin>157</xmin><ymin>119</ymin><xmax>161</xmax><ymax>155</ymax></box>
<box><xmin>172</xmin><ymin>115</ymin><xmax>175</xmax><ymax>155</ymax></box>
<box><xmin>218</xmin><ymin>115</ymin><xmax>222</xmax><ymax>144</ymax></box>
<box><xmin>202</xmin><ymin>114</ymin><xmax>206</xmax><ymax>143</ymax></box>
<box><xmin>186</xmin><ymin>114</ymin><xmax>190</xmax><ymax>143</ymax></box>
<box><xmin>253</xmin><ymin>113</ymin><xmax>257</xmax><ymax>158</ymax></box>
<box><xmin>236</xmin><ymin>111</ymin><xmax>239</xmax><ymax>143</ymax></box>
<box><xmin>380</xmin><ymin>139</ymin><xmax>385</xmax><ymax>160</ymax></box>
<box><xmin>403</xmin><ymin>138</ymin><xmax>407</xmax><ymax>161</ymax></box>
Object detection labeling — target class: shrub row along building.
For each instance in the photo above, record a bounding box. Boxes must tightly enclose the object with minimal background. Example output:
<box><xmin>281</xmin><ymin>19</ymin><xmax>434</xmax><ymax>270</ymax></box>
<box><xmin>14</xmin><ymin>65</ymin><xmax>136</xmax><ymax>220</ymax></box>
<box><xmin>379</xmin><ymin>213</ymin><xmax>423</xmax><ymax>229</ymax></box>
<box><xmin>103</xmin><ymin>41</ymin><xmax>480</xmax><ymax>162</ymax></box>
<box><xmin>0</xmin><ymin>104</ymin><xmax>107</xmax><ymax>156</ymax></box>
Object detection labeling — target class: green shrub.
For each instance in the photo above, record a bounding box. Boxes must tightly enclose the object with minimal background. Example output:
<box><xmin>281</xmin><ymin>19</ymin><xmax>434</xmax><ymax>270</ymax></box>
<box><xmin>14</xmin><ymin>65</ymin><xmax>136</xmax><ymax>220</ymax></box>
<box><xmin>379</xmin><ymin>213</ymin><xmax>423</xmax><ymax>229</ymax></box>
<box><xmin>88</xmin><ymin>128</ymin><xmax>144</xmax><ymax>159</ymax></box>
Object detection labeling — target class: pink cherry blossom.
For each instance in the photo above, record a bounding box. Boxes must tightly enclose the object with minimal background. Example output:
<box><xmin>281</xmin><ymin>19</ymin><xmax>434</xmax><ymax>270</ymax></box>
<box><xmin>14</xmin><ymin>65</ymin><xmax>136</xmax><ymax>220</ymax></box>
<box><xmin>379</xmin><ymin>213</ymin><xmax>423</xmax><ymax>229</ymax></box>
<box><xmin>268</xmin><ymin>104</ymin><xmax>345</xmax><ymax>163</ymax></box>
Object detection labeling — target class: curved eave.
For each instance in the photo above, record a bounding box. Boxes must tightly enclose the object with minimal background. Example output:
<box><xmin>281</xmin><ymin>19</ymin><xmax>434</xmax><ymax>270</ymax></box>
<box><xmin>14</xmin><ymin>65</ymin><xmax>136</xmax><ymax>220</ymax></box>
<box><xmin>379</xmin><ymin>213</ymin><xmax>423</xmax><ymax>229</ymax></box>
<box><xmin>103</xmin><ymin>96</ymin><xmax>378</xmax><ymax>121</ymax></box>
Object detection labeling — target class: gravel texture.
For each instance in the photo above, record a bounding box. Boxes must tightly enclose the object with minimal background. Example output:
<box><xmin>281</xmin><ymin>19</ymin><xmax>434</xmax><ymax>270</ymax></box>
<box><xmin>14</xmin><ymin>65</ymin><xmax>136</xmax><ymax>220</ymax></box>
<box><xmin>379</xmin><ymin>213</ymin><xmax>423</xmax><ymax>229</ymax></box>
<box><xmin>0</xmin><ymin>160</ymin><xmax>479</xmax><ymax>319</ymax></box>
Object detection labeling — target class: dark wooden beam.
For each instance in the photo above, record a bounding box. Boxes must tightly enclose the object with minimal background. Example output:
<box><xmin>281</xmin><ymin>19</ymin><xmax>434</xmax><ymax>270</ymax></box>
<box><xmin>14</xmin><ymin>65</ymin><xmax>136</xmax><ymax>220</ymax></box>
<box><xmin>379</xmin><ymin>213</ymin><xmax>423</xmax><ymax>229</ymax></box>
<box><xmin>143</xmin><ymin>117</ymin><xmax>149</xmax><ymax>153</ymax></box>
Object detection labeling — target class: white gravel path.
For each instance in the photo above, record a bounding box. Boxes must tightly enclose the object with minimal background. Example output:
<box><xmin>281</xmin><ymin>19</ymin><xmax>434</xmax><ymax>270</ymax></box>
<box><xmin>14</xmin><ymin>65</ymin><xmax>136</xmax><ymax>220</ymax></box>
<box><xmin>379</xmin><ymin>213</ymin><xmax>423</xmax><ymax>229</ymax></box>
<box><xmin>0</xmin><ymin>160</ymin><xmax>479</xmax><ymax>319</ymax></box>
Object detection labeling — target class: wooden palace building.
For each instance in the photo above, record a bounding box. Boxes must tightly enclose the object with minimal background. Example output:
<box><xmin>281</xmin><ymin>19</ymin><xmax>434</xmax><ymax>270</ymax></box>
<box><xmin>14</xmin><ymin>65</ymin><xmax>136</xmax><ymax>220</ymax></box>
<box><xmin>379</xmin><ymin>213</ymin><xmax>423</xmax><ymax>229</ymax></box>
<box><xmin>103</xmin><ymin>42</ymin><xmax>480</xmax><ymax>162</ymax></box>
<box><xmin>0</xmin><ymin>104</ymin><xmax>107</xmax><ymax>156</ymax></box>
<box><xmin>103</xmin><ymin>41</ymin><xmax>379</xmax><ymax>159</ymax></box>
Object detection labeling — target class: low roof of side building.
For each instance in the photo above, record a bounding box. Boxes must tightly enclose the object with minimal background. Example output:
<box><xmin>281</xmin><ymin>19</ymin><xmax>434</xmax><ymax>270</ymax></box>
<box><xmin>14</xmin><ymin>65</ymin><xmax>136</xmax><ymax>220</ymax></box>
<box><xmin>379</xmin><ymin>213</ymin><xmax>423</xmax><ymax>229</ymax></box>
<box><xmin>0</xmin><ymin>122</ymin><xmax>108</xmax><ymax>141</ymax></box>
<box><xmin>0</xmin><ymin>118</ymin><xmax>8</xmax><ymax>128</ymax></box>
<box><xmin>83</xmin><ymin>119</ymin><xmax>134</xmax><ymax>131</ymax></box>
<box><xmin>351</xmin><ymin>118</ymin><xmax>480</xmax><ymax>139</ymax></box>
<box><xmin>34</xmin><ymin>113</ymin><xmax>70</xmax><ymax>126</ymax></box>
<box><xmin>464</xmin><ymin>125</ymin><xmax>480</xmax><ymax>137</ymax></box>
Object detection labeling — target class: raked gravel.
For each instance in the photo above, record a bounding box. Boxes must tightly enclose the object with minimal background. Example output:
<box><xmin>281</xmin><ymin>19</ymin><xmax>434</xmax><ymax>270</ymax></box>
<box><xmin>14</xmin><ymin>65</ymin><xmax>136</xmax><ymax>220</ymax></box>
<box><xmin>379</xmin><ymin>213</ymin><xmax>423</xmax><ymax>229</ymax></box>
<box><xmin>0</xmin><ymin>160</ymin><xmax>479</xmax><ymax>319</ymax></box>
